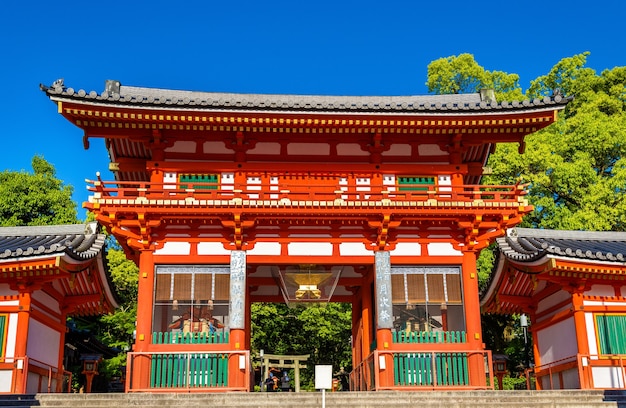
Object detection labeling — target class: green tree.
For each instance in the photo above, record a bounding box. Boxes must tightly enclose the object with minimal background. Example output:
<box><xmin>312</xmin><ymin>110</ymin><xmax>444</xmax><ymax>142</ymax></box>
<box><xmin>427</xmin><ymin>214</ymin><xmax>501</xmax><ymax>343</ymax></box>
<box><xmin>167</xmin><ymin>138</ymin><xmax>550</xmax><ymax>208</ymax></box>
<box><xmin>97</xmin><ymin>249</ymin><xmax>138</xmax><ymax>350</ymax></box>
<box><xmin>485</xmin><ymin>53</ymin><xmax>626</xmax><ymax>231</ymax></box>
<box><xmin>0</xmin><ymin>155</ymin><xmax>78</xmax><ymax>226</ymax></box>
<box><xmin>426</xmin><ymin>53</ymin><xmax>525</xmax><ymax>101</ymax></box>
<box><xmin>426</xmin><ymin>52</ymin><xmax>626</xmax><ymax>374</ymax></box>
<box><xmin>251</xmin><ymin>302</ymin><xmax>352</xmax><ymax>389</ymax></box>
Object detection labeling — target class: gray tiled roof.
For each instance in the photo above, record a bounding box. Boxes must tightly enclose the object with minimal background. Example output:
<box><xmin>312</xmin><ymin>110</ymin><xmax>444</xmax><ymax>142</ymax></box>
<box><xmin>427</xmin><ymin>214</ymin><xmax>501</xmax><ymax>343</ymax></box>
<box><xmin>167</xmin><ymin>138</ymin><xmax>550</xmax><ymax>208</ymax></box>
<box><xmin>41</xmin><ymin>79</ymin><xmax>570</xmax><ymax>114</ymax></box>
<box><xmin>0</xmin><ymin>222</ymin><xmax>106</xmax><ymax>261</ymax></box>
<box><xmin>497</xmin><ymin>228</ymin><xmax>626</xmax><ymax>263</ymax></box>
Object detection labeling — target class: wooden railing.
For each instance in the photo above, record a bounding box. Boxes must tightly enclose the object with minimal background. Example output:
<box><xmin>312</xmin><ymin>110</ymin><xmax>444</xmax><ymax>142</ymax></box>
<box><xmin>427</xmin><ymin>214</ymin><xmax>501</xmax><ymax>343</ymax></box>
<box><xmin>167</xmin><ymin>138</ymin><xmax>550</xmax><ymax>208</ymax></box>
<box><xmin>152</xmin><ymin>331</ymin><xmax>229</xmax><ymax>344</ymax></box>
<box><xmin>87</xmin><ymin>178</ymin><xmax>528</xmax><ymax>207</ymax></box>
<box><xmin>350</xmin><ymin>349</ymin><xmax>493</xmax><ymax>391</ymax></box>
<box><xmin>533</xmin><ymin>354</ymin><xmax>626</xmax><ymax>390</ymax></box>
<box><xmin>393</xmin><ymin>330</ymin><xmax>467</xmax><ymax>344</ymax></box>
<box><xmin>126</xmin><ymin>350</ymin><xmax>249</xmax><ymax>392</ymax></box>
<box><xmin>1</xmin><ymin>356</ymin><xmax>72</xmax><ymax>393</ymax></box>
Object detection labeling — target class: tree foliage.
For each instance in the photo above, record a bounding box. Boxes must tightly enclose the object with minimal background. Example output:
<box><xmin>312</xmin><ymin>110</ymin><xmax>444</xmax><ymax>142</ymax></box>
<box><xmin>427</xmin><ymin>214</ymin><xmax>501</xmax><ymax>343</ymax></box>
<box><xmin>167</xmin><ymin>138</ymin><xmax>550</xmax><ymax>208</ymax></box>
<box><xmin>428</xmin><ymin>52</ymin><xmax>626</xmax><ymax>376</ymax></box>
<box><xmin>426</xmin><ymin>53</ymin><xmax>525</xmax><ymax>101</ymax></box>
<box><xmin>0</xmin><ymin>155</ymin><xmax>78</xmax><ymax>226</ymax></box>
<box><xmin>97</xmin><ymin>249</ymin><xmax>138</xmax><ymax>350</ymax></box>
<box><xmin>485</xmin><ymin>53</ymin><xmax>626</xmax><ymax>231</ymax></box>
<box><xmin>251</xmin><ymin>302</ymin><xmax>352</xmax><ymax>389</ymax></box>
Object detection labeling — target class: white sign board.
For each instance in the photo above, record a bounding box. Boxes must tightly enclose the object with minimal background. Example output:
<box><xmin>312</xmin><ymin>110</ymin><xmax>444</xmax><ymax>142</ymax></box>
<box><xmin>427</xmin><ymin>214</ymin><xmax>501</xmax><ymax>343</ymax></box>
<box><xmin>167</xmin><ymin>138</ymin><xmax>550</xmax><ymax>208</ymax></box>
<box><xmin>314</xmin><ymin>365</ymin><xmax>333</xmax><ymax>390</ymax></box>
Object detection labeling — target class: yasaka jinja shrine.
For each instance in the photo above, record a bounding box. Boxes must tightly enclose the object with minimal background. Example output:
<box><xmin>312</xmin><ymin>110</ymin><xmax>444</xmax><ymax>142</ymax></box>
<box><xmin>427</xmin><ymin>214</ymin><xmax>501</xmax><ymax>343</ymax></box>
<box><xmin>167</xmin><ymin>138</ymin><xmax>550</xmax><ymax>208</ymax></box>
<box><xmin>40</xmin><ymin>79</ymin><xmax>569</xmax><ymax>392</ymax></box>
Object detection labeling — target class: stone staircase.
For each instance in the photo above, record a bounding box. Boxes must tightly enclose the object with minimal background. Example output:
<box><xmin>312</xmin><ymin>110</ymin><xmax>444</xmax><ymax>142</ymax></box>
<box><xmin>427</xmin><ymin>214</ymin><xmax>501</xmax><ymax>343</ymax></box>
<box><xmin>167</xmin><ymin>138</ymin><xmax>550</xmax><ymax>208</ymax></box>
<box><xmin>1</xmin><ymin>390</ymin><xmax>625</xmax><ymax>408</ymax></box>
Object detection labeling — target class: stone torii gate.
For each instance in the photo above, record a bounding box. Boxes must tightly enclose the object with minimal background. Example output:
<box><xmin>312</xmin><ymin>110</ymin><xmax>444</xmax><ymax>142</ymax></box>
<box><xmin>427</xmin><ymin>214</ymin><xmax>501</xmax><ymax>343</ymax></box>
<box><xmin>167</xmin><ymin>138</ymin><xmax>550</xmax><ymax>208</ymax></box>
<box><xmin>260</xmin><ymin>354</ymin><xmax>309</xmax><ymax>392</ymax></box>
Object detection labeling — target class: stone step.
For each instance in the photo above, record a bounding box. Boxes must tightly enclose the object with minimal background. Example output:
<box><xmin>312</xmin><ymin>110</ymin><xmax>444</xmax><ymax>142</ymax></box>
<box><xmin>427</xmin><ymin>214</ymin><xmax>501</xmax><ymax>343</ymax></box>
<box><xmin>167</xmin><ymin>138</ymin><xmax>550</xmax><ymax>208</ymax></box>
<box><xmin>0</xmin><ymin>395</ymin><xmax>38</xmax><ymax>407</ymax></box>
<box><xmin>26</xmin><ymin>391</ymin><xmax>622</xmax><ymax>408</ymax></box>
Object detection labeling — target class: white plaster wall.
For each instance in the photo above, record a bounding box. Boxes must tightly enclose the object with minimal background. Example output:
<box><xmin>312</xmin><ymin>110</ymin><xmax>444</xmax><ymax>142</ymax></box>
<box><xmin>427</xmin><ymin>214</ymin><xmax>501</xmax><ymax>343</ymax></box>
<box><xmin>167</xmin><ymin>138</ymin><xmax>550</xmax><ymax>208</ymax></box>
<box><xmin>0</xmin><ymin>283</ymin><xmax>17</xmax><ymax>297</ymax></box>
<box><xmin>26</xmin><ymin>371</ymin><xmax>54</xmax><ymax>393</ymax></box>
<box><xmin>536</xmin><ymin>290</ymin><xmax>571</xmax><ymax>316</ymax></box>
<box><xmin>584</xmin><ymin>300</ymin><xmax>626</xmax><ymax>307</ymax></box>
<box><xmin>382</xmin><ymin>144</ymin><xmax>412</xmax><ymax>156</ymax></box>
<box><xmin>288</xmin><ymin>242</ymin><xmax>333</xmax><ymax>256</ymax></box>
<box><xmin>202</xmin><ymin>141</ymin><xmax>233</xmax><ymax>154</ymax></box>
<box><xmin>339</xmin><ymin>242</ymin><xmax>374</xmax><ymax>257</ymax></box>
<box><xmin>0</xmin><ymin>371</ymin><xmax>12</xmax><ymax>392</ymax></box>
<box><xmin>26</xmin><ymin>319</ymin><xmax>60</xmax><ymax>368</ymax></box>
<box><xmin>247</xmin><ymin>142</ymin><xmax>281</xmax><ymax>155</ymax></box>
<box><xmin>167</xmin><ymin>141</ymin><xmax>196</xmax><ymax>153</ymax></box>
<box><xmin>197</xmin><ymin>242</ymin><xmax>231</xmax><ymax>256</ymax></box>
<box><xmin>154</xmin><ymin>241</ymin><xmax>191</xmax><ymax>255</ymax></box>
<box><xmin>427</xmin><ymin>242</ymin><xmax>461</xmax><ymax>256</ymax></box>
<box><xmin>562</xmin><ymin>369</ymin><xmax>581</xmax><ymax>389</ymax></box>
<box><xmin>221</xmin><ymin>173</ymin><xmax>234</xmax><ymax>191</ymax></box>
<box><xmin>32</xmin><ymin>290</ymin><xmax>60</xmax><ymax>316</ymax></box>
<box><xmin>247</xmin><ymin>242</ymin><xmax>282</xmax><ymax>256</ymax></box>
<box><xmin>418</xmin><ymin>144</ymin><xmax>447</xmax><ymax>156</ymax></box>
<box><xmin>586</xmin><ymin>284</ymin><xmax>617</xmax><ymax>297</ymax></box>
<box><xmin>336</xmin><ymin>143</ymin><xmax>368</xmax><ymax>156</ymax></box>
<box><xmin>5</xmin><ymin>313</ymin><xmax>17</xmax><ymax>358</ymax></box>
<box><xmin>585</xmin><ymin>312</ymin><xmax>599</xmax><ymax>356</ymax></box>
<box><xmin>592</xmin><ymin>367</ymin><xmax>625</xmax><ymax>388</ymax></box>
<box><xmin>538</xmin><ymin>369</ymin><xmax>582</xmax><ymax>389</ymax></box>
<box><xmin>163</xmin><ymin>172</ymin><xmax>177</xmax><ymax>189</ymax></box>
<box><xmin>287</xmin><ymin>143</ymin><xmax>330</xmax><ymax>155</ymax></box>
<box><xmin>537</xmin><ymin>317</ymin><xmax>578</xmax><ymax>365</ymax></box>
<box><xmin>438</xmin><ymin>175</ymin><xmax>451</xmax><ymax>190</ymax></box>
<box><xmin>389</xmin><ymin>242</ymin><xmax>422</xmax><ymax>256</ymax></box>
<box><xmin>246</xmin><ymin>176</ymin><xmax>262</xmax><ymax>199</ymax></box>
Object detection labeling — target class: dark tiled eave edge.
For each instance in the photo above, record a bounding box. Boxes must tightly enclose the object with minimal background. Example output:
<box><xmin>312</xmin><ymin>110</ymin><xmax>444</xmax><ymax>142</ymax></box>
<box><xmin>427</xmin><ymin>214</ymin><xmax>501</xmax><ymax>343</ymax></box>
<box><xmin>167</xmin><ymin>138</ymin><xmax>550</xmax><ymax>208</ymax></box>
<box><xmin>480</xmin><ymin>229</ymin><xmax>626</xmax><ymax>306</ymax></box>
<box><xmin>41</xmin><ymin>81</ymin><xmax>570</xmax><ymax>114</ymax></box>
<box><xmin>497</xmin><ymin>228</ymin><xmax>626</xmax><ymax>263</ymax></box>
<box><xmin>0</xmin><ymin>222</ymin><xmax>106</xmax><ymax>262</ymax></box>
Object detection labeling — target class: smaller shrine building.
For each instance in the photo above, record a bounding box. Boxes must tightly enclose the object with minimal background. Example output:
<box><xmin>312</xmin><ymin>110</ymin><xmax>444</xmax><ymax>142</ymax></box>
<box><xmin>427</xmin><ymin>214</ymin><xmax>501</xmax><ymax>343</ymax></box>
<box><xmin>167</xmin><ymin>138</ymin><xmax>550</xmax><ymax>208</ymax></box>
<box><xmin>0</xmin><ymin>223</ymin><xmax>118</xmax><ymax>394</ymax></box>
<box><xmin>482</xmin><ymin>228</ymin><xmax>626</xmax><ymax>390</ymax></box>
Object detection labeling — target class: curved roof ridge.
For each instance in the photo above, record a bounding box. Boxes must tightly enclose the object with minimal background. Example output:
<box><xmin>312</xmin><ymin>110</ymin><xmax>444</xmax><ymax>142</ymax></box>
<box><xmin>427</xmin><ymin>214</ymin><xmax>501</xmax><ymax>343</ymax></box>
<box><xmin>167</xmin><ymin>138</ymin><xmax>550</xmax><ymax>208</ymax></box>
<box><xmin>41</xmin><ymin>79</ymin><xmax>571</xmax><ymax>114</ymax></box>
<box><xmin>501</xmin><ymin>228</ymin><xmax>626</xmax><ymax>264</ymax></box>
<box><xmin>510</xmin><ymin>228</ymin><xmax>626</xmax><ymax>242</ymax></box>
<box><xmin>0</xmin><ymin>223</ymin><xmax>93</xmax><ymax>237</ymax></box>
<box><xmin>0</xmin><ymin>222</ymin><xmax>104</xmax><ymax>261</ymax></box>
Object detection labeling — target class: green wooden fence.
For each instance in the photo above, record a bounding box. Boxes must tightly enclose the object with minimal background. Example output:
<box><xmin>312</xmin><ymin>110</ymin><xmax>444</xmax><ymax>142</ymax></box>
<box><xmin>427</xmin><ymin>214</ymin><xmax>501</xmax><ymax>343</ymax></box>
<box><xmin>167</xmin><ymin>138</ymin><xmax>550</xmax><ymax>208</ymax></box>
<box><xmin>393</xmin><ymin>352</ymin><xmax>469</xmax><ymax>387</ymax></box>
<box><xmin>152</xmin><ymin>331</ymin><xmax>229</xmax><ymax>344</ymax></box>
<box><xmin>392</xmin><ymin>331</ymin><xmax>469</xmax><ymax>387</ymax></box>
<box><xmin>393</xmin><ymin>330</ymin><xmax>466</xmax><ymax>344</ymax></box>
<box><xmin>150</xmin><ymin>353</ymin><xmax>228</xmax><ymax>388</ymax></box>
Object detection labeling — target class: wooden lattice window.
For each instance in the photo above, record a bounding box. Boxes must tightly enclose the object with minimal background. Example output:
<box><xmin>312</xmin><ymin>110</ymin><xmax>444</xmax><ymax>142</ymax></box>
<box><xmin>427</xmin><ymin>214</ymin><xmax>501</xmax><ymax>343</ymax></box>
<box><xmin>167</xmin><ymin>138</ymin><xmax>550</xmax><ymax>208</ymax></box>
<box><xmin>179</xmin><ymin>173</ymin><xmax>219</xmax><ymax>190</ymax></box>
<box><xmin>397</xmin><ymin>176</ymin><xmax>436</xmax><ymax>191</ymax></box>
<box><xmin>596</xmin><ymin>314</ymin><xmax>626</xmax><ymax>355</ymax></box>
<box><xmin>391</xmin><ymin>266</ymin><xmax>461</xmax><ymax>305</ymax></box>
<box><xmin>154</xmin><ymin>265</ymin><xmax>230</xmax><ymax>303</ymax></box>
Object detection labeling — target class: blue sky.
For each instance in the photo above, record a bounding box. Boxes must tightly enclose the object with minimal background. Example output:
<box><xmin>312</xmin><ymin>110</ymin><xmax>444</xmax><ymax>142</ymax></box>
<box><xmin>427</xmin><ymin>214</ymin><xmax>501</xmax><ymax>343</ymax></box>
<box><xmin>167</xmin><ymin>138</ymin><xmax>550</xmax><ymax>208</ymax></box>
<box><xmin>2</xmin><ymin>0</ymin><xmax>625</xmax><ymax>219</ymax></box>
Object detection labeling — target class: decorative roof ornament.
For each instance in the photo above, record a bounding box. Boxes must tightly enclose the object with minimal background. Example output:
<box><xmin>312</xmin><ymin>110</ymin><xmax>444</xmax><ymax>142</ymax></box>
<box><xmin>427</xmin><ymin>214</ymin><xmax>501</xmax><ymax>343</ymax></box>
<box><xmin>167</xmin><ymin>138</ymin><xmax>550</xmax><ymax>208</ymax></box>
<box><xmin>51</xmin><ymin>78</ymin><xmax>64</xmax><ymax>92</ymax></box>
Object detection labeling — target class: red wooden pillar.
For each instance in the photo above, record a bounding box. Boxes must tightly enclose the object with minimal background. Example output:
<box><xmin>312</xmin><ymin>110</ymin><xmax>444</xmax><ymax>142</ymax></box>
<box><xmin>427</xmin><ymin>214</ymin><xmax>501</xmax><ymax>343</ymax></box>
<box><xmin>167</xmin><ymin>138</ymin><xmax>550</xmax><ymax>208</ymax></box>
<box><xmin>461</xmin><ymin>250</ymin><xmax>486</xmax><ymax>387</ymax></box>
<box><xmin>13</xmin><ymin>288</ymin><xmax>33</xmax><ymax>394</ymax></box>
<box><xmin>228</xmin><ymin>250</ymin><xmax>247</xmax><ymax>389</ymax></box>
<box><xmin>374</xmin><ymin>251</ymin><xmax>394</xmax><ymax>388</ymax></box>
<box><xmin>56</xmin><ymin>309</ymin><xmax>69</xmax><ymax>392</ymax></box>
<box><xmin>351</xmin><ymin>295</ymin><xmax>362</xmax><ymax>371</ymax></box>
<box><xmin>571</xmin><ymin>291</ymin><xmax>590</xmax><ymax>388</ymax></box>
<box><xmin>131</xmin><ymin>249</ymin><xmax>155</xmax><ymax>390</ymax></box>
<box><xmin>531</xmin><ymin>315</ymin><xmax>542</xmax><ymax>390</ymax></box>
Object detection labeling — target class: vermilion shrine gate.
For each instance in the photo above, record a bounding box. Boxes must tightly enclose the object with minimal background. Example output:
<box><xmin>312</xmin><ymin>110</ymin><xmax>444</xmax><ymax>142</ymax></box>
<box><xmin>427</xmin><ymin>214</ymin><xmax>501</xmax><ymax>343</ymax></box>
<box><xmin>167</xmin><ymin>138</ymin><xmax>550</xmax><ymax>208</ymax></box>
<box><xmin>42</xmin><ymin>80</ymin><xmax>568</xmax><ymax>391</ymax></box>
